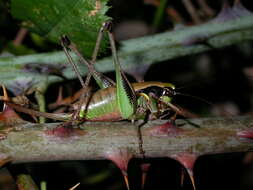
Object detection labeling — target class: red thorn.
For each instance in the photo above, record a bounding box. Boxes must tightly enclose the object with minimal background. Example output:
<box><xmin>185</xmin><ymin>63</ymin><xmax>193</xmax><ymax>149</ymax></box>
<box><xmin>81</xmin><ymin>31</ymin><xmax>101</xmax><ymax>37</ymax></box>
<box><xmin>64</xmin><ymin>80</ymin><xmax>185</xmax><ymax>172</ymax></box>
<box><xmin>213</xmin><ymin>2</ymin><xmax>234</xmax><ymax>22</ymax></box>
<box><xmin>45</xmin><ymin>127</ymin><xmax>86</xmax><ymax>138</ymax></box>
<box><xmin>213</xmin><ymin>0</ymin><xmax>252</xmax><ymax>23</ymax></box>
<box><xmin>148</xmin><ymin>121</ymin><xmax>183</xmax><ymax>137</ymax></box>
<box><xmin>56</xmin><ymin>86</ymin><xmax>63</xmax><ymax>104</ymax></box>
<box><xmin>104</xmin><ymin>148</ymin><xmax>134</xmax><ymax>190</ymax></box>
<box><xmin>171</xmin><ymin>153</ymin><xmax>198</xmax><ymax>190</ymax></box>
<box><xmin>141</xmin><ymin>163</ymin><xmax>151</xmax><ymax>189</ymax></box>
<box><xmin>0</xmin><ymin>105</ymin><xmax>26</xmax><ymax>139</ymax></box>
<box><xmin>237</xmin><ymin>129</ymin><xmax>253</xmax><ymax>139</ymax></box>
<box><xmin>0</xmin><ymin>105</ymin><xmax>26</xmax><ymax>126</ymax></box>
<box><xmin>173</xmin><ymin>153</ymin><xmax>197</xmax><ymax>170</ymax></box>
<box><xmin>0</xmin><ymin>153</ymin><xmax>12</xmax><ymax>167</ymax></box>
<box><xmin>232</xmin><ymin>0</ymin><xmax>252</xmax><ymax>17</ymax></box>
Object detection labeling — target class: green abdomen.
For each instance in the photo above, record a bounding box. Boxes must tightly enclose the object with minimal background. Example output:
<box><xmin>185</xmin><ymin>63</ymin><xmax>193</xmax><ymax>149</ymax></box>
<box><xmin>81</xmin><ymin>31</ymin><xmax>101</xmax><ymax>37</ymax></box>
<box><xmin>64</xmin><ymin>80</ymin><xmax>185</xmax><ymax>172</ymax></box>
<box><xmin>79</xmin><ymin>87</ymin><xmax>121</xmax><ymax>121</ymax></box>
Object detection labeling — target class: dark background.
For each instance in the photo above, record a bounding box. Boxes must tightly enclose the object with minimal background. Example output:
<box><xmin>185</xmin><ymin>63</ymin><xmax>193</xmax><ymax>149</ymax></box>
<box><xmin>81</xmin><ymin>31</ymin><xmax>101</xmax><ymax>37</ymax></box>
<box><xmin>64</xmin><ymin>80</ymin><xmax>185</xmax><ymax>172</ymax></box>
<box><xmin>1</xmin><ymin>0</ymin><xmax>253</xmax><ymax>189</ymax></box>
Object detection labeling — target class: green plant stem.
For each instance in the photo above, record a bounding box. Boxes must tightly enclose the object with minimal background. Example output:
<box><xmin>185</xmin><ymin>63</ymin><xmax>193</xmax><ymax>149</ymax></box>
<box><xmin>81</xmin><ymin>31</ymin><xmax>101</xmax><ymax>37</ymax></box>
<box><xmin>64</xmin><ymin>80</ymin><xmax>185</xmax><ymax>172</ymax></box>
<box><xmin>35</xmin><ymin>83</ymin><xmax>48</xmax><ymax>123</ymax></box>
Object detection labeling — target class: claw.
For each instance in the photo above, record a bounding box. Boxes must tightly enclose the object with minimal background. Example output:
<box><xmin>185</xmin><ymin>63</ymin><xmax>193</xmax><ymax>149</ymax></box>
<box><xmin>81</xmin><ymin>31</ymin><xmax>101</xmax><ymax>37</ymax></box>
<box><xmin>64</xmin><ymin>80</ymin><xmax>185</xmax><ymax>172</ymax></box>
<box><xmin>104</xmin><ymin>148</ymin><xmax>133</xmax><ymax>190</ymax></box>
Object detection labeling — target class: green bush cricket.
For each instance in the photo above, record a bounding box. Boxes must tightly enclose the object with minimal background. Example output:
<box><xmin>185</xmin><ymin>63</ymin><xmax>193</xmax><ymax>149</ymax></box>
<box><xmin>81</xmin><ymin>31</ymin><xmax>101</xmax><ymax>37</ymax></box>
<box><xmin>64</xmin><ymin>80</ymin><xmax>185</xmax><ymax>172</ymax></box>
<box><xmin>6</xmin><ymin>21</ymin><xmax>184</xmax><ymax>124</ymax></box>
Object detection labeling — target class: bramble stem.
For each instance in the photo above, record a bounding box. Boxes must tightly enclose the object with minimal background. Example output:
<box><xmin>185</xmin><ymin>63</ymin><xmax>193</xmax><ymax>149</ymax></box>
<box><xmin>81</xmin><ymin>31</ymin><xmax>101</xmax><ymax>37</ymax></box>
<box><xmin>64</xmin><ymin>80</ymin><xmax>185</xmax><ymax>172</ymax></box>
<box><xmin>0</xmin><ymin>117</ymin><xmax>252</xmax><ymax>163</ymax></box>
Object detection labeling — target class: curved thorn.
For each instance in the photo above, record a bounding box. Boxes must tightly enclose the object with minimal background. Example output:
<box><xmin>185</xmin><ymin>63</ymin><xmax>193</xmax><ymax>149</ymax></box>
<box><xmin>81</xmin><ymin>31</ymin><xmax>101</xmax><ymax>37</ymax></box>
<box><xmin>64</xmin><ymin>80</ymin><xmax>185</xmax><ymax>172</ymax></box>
<box><xmin>1</xmin><ymin>85</ymin><xmax>9</xmax><ymax>101</ymax></box>
<box><xmin>180</xmin><ymin>167</ymin><xmax>185</xmax><ymax>187</ymax></box>
<box><xmin>171</xmin><ymin>153</ymin><xmax>198</xmax><ymax>190</ymax></box>
<box><xmin>56</xmin><ymin>86</ymin><xmax>63</xmax><ymax>104</ymax></box>
<box><xmin>123</xmin><ymin>174</ymin><xmax>130</xmax><ymax>190</ymax></box>
<box><xmin>141</xmin><ymin>163</ymin><xmax>150</xmax><ymax>189</ymax></box>
<box><xmin>104</xmin><ymin>148</ymin><xmax>133</xmax><ymax>190</ymax></box>
<box><xmin>186</xmin><ymin>168</ymin><xmax>196</xmax><ymax>190</ymax></box>
<box><xmin>1</xmin><ymin>85</ymin><xmax>10</xmax><ymax>111</ymax></box>
<box><xmin>69</xmin><ymin>182</ymin><xmax>80</xmax><ymax>190</ymax></box>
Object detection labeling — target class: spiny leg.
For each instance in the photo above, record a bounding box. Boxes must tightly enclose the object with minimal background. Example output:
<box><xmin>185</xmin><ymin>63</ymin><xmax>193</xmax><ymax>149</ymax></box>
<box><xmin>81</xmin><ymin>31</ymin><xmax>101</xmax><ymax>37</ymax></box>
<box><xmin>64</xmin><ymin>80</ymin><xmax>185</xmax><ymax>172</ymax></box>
<box><xmin>84</xmin><ymin>23</ymin><xmax>106</xmax><ymax>90</ymax></box>
<box><xmin>81</xmin><ymin>21</ymin><xmax>110</xmax><ymax>92</ymax></box>
<box><xmin>91</xmin><ymin>22</ymin><xmax>107</xmax><ymax>63</ymax></box>
<box><xmin>103</xmin><ymin>21</ymin><xmax>140</xmax><ymax>190</ymax></box>
<box><xmin>105</xmin><ymin>19</ymin><xmax>146</xmax><ymax>158</ymax></box>
<box><xmin>137</xmin><ymin>109</ymin><xmax>152</xmax><ymax>189</ymax></box>
<box><xmin>104</xmin><ymin>21</ymin><xmax>137</xmax><ymax>119</ymax></box>
<box><xmin>60</xmin><ymin>36</ymin><xmax>86</xmax><ymax>88</ymax></box>
<box><xmin>104</xmin><ymin>21</ymin><xmax>151</xmax><ymax>161</ymax></box>
<box><xmin>59</xmin><ymin>23</ymin><xmax>116</xmax><ymax>124</ymax></box>
<box><xmin>60</xmin><ymin>36</ymin><xmax>89</xmax><ymax>123</ymax></box>
<box><xmin>60</xmin><ymin>24</ymin><xmax>115</xmax><ymax>120</ymax></box>
<box><xmin>61</xmin><ymin>31</ymin><xmax>114</xmax><ymax>89</ymax></box>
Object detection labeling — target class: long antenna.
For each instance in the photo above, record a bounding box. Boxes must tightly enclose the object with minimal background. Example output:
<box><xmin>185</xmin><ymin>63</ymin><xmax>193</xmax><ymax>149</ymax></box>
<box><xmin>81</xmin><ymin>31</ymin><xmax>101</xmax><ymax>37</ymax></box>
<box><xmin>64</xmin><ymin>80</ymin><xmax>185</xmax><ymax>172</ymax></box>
<box><xmin>176</xmin><ymin>92</ymin><xmax>213</xmax><ymax>106</ymax></box>
<box><xmin>91</xmin><ymin>24</ymin><xmax>105</xmax><ymax>63</ymax></box>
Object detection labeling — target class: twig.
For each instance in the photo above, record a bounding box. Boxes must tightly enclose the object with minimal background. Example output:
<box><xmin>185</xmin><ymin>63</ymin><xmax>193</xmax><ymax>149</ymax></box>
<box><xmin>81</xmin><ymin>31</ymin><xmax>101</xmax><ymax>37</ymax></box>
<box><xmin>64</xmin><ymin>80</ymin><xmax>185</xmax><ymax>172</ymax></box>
<box><xmin>0</xmin><ymin>117</ymin><xmax>252</xmax><ymax>163</ymax></box>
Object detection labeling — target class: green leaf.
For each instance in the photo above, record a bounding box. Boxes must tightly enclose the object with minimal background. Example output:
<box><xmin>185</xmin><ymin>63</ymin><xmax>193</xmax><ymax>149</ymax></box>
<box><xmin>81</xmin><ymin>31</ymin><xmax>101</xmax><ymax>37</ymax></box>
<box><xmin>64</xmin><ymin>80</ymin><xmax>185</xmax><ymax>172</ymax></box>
<box><xmin>11</xmin><ymin>0</ymin><xmax>110</xmax><ymax>57</ymax></box>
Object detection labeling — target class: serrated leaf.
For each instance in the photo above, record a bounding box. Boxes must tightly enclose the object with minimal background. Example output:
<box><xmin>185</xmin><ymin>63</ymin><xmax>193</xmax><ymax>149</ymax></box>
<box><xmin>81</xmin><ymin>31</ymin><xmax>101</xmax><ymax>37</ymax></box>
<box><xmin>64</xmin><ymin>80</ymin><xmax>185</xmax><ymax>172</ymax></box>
<box><xmin>11</xmin><ymin>0</ymin><xmax>110</xmax><ymax>57</ymax></box>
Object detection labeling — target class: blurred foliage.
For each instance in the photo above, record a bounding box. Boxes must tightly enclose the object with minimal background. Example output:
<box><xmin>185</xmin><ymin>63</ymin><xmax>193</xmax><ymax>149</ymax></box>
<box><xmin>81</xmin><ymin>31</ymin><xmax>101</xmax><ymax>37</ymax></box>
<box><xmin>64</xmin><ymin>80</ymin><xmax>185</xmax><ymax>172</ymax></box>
<box><xmin>11</xmin><ymin>0</ymin><xmax>110</xmax><ymax>57</ymax></box>
<box><xmin>0</xmin><ymin>0</ymin><xmax>253</xmax><ymax>190</ymax></box>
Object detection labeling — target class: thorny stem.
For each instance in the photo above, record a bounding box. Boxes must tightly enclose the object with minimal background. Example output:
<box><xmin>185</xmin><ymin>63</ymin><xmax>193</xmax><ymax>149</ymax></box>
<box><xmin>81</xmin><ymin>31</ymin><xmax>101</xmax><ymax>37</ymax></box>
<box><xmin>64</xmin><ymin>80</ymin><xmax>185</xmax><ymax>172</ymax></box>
<box><xmin>0</xmin><ymin>117</ymin><xmax>252</xmax><ymax>163</ymax></box>
<box><xmin>60</xmin><ymin>38</ymin><xmax>86</xmax><ymax>88</ymax></box>
<box><xmin>62</xmin><ymin>22</ymin><xmax>111</xmax><ymax>119</ymax></box>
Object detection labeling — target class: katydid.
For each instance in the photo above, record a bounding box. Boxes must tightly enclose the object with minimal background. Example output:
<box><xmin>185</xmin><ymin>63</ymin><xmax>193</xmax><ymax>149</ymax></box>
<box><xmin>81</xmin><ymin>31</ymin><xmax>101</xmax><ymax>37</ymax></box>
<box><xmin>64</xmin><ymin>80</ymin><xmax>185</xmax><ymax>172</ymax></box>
<box><xmin>2</xmin><ymin>22</ymin><xmax>190</xmax><ymax>188</ymax></box>
<box><xmin>5</xmin><ymin>21</ymin><xmax>184</xmax><ymax>123</ymax></box>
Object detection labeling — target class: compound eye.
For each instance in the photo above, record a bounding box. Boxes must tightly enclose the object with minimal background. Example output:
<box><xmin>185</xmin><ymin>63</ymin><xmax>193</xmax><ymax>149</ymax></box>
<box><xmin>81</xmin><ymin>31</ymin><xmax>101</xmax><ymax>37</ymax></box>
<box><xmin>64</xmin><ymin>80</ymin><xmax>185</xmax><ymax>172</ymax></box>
<box><xmin>163</xmin><ymin>87</ymin><xmax>176</xmax><ymax>96</ymax></box>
